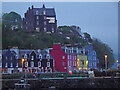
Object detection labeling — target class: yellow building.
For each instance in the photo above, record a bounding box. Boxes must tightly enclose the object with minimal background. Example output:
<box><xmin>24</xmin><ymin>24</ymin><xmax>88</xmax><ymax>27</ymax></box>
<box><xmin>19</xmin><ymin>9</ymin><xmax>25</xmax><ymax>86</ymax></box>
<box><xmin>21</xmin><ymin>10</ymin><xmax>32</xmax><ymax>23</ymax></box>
<box><xmin>77</xmin><ymin>55</ymin><xmax>88</xmax><ymax>70</ymax></box>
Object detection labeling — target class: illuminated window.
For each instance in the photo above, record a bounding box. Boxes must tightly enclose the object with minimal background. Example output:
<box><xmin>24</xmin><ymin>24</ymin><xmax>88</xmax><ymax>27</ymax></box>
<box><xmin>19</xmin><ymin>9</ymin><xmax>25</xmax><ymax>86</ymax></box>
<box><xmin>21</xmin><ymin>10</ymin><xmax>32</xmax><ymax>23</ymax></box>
<box><xmin>31</xmin><ymin>56</ymin><xmax>34</xmax><ymax>60</ymax></box>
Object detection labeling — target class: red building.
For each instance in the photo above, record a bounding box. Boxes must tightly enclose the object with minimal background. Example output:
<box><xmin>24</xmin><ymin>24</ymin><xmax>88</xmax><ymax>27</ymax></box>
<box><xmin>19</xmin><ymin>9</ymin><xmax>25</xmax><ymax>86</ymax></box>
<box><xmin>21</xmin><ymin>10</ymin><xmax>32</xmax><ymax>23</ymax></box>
<box><xmin>50</xmin><ymin>44</ymin><xmax>68</xmax><ymax>72</ymax></box>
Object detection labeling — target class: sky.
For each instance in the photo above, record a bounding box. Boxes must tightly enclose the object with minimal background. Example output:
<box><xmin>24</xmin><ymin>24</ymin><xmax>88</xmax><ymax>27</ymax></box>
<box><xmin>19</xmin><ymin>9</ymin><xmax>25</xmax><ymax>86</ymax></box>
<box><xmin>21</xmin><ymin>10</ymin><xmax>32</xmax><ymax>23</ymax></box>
<box><xmin>2</xmin><ymin>2</ymin><xmax>118</xmax><ymax>59</ymax></box>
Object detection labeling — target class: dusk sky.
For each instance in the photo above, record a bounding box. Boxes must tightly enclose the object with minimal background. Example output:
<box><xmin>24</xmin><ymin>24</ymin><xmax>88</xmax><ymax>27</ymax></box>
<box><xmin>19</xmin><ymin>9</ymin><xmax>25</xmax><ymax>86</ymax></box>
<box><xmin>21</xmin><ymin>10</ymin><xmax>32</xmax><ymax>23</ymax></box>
<box><xmin>2</xmin><ymin>2</ymin><xmax>118</xmax><ymax>59</ymax></box>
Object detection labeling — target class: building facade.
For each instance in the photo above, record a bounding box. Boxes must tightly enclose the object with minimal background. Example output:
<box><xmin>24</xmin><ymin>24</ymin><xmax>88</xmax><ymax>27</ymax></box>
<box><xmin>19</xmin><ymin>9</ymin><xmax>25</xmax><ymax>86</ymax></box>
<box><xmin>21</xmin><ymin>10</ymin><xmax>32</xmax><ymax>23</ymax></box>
<box><xmin>22</xmin><ymin>4</ymin><xmax>57</xmax><ymax>33</ymax></box>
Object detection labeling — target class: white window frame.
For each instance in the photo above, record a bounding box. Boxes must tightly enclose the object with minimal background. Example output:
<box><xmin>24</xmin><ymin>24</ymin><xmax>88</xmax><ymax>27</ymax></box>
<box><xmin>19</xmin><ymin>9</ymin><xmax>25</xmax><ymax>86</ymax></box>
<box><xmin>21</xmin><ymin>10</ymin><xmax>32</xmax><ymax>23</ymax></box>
<box><xmin>47</xmin><ymin>62</ymin><xmax>50</xmax><ymax>67</ymax></box>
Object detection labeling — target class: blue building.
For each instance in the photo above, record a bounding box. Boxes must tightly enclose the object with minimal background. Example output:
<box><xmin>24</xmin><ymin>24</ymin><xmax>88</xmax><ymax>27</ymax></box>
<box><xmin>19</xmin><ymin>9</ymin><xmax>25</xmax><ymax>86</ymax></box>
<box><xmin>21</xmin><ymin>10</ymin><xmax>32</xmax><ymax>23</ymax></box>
<box><xmin>83</xmin><ymin>45</ymin><xmax>99</xmax><ymax>69</ymax></box>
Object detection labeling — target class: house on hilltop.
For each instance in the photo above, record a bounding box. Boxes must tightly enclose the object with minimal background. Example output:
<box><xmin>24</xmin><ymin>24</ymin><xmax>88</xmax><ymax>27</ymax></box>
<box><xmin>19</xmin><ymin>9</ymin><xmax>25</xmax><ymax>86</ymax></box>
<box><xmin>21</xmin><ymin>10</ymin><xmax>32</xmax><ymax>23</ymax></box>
<box><xmin>22</xmin><ymin>4</ymin><xmax>57</xmax><ymax>33</ymax></box>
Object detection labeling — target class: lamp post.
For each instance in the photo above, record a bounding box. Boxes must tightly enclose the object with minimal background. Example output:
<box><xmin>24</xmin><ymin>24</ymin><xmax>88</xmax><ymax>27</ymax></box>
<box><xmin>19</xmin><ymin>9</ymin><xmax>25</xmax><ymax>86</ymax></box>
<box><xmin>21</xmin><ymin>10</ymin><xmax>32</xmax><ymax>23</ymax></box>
<box><xmin>104</xmin><ymin>55</ymin><xmax>108</xmax><ymax>70</ymax></box>
<box><xmin>116</xmin><ymin>60</ymin><xmax>118</xmax><ymax>70</ymax></box>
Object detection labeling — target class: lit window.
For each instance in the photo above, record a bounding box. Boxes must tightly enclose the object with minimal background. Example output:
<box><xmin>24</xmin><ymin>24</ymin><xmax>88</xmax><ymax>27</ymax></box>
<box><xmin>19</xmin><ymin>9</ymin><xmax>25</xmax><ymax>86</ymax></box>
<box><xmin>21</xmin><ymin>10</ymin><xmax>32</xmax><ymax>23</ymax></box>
<box><xmin>25</xmin><ymin>62</ymin><xmax>28</xmax><ymax>67</ymax></box>
<box><xmin>31</xmin><ymin>61</ymin><xmax>34</xmax><ymax>67</ymax></box>
<box><xmin>38</xmin><ymin>61</ymin><xmax>41</xmax><ymax>67</ymax></box>
<box><xmin>36</xmin><ymin>10</ymin><xmax>39</xmax><ymax>15</ymax></box>
<box><xmin>36</xmin><ymin>16</ymin><xmax>39</xmax><ymax>19</ymax></box>
<box><xmin>39</xmin><ymin>55</ymin><xmax>42</xmax><ymax>60</ymax></box>
<box><xmin>47</xmin><ymin>62</ymin><xmax>50</xmax><ymax>67</ymax></box>
<box><xmin>5</xmin><ymin>63</ymin><xmax>7</xmax><ymax>67</ymax></box>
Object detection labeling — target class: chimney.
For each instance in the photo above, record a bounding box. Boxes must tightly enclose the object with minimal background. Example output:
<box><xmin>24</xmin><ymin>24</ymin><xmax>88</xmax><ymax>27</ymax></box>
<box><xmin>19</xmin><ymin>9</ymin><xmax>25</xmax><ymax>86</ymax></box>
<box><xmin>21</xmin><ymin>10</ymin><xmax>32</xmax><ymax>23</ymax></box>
<box><xmin>32</xmin><ymin>5</ymin><xmax>34</xmax><ymax>9</ymax></box>
<box><xmin>28</xmin><ymin>7</ymin><xmax>30</xmax><ymax>10</ymax></box>
<box><xmin>42</xmin><ymin>4</ymin><xmax>45</xmax><ymax>8</ymax></box>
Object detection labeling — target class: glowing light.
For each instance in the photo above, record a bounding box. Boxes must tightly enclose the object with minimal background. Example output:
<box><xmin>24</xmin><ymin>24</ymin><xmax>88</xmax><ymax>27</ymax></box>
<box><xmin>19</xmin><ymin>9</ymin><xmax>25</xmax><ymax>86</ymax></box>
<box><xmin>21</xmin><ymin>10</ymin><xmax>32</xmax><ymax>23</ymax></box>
<box><xmin>22</xmin><ymin>58</ymin><xmax>25</xmax><ymax>62</ymax></box>
<box><xmin>69</xmin><ymin>71</ymin><xmax>72</xmax><ymax>75</ymax></box>
<box><xmin>116</xmin><ymin>60</ymin><xmax>119</xmax><ymax>63</ymax></box>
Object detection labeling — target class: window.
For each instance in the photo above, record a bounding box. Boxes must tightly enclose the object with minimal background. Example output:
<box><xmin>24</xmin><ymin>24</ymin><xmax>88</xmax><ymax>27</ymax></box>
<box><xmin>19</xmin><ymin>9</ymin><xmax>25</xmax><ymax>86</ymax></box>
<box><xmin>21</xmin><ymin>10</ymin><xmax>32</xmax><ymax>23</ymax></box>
<box><xmin>68</xmin><ymin>61</ymin><xmax>69</xmax><ymax>66</ymax></box>
<box><xmin>36</xmin><ymin>16</ymin><xmax>39</xmax><ymax>19</ymax></box>
<box><xmin>10</xmin><ymin>63</ymin><xmax>13</xmax><ymax>67</ymax></box>
<box><xmin>73</xmin><ymin>61</ymin><xmax>74</xmax><ymax>66</ymax></box>
<box><xmin>62</xmin><ymin>61</ymin><xmax>65</xmax><ymax>66</ymax></box>
<box><xmin>44</xmin><ymin>27</ymin><xmax>46</xmax><ymax>32</ymax></box>
<box><xmin>37</xmin><ymin>21</ymin><xmax>39</xmax><ymax>25</ymax></box>
<box><xmin>38</xmin><ymin>61</ymin><xmax>41</xmax><ymax>67</ymax></box>
<box><xmin>75</xmin><ymin>56</ymin><xmax>76</xmax><ymax>60</ymax></box>
<box><xmin>0</xmin><ymin>63</ymin><xmax>2</xmax><ymax>67</ymax></box>
<box><xmin>11</xmin><ymin>57</ymin><xmax>12</xmax><ymax>60</ymax></box>
<box><xmin>47</xmin><ymin>55</ymin><xmax>50</xmax><ymax>60</ymax></box>
<box><xmin>24</xmin><ymin>54</ymin><xmax>27</xmax><ymax>59</ymax></box>
<box><xmin>31</xmin><ymin>56</ymin><xmax>34</xmax><ymax>60</ymax></box>
<box><xmin>5</xmin><ymin>63</ymin><xmax>7</xmax><ymax>67</ymax></box>
<box><xmin>43</xmin><ymin>10</ymin><xmax>46</xmax><ymax>15</ymax></box>
<box><xmin>75</xmin><ymin>61</ymin><xmax>76</xmax><ymax>66</ymax></box>
<box><xmin>44</xmin><ymin>21</ymin><xmax>46</xmax><ymax>26</ymax></box>
<box><xmin>39</xmin><ymin>55</ymin><xmax>42</xmax><ymax>60</ymax></box>
<box><xmin>62</xmin><ymin>56</ymin><xmax>65</xmax><ymax>59</ymax></box>
<box><xmin>70</xmin><ymin>55</ymin><xmax>71</xmax><ymax>59</ymax></box>
<box><xmin>36</xmin><ymin>10</ymin><xmax>39</xmax><ymax>15</ymax></box>
<box><xmin>16</xmin><ymin>63</ymin><xmax>18</xmax><ymax>67</ymax></box>
<box><xmin>68</xmin><ymin>55</ymin><xmax>69</xmax><ymax>59</ymax></box>
<box><xmin>47</xmin><ymin>62</ymin><xmax>50</xmax><ymax>67</ymax></box>
<box><xmin>52</xmin><ymin>27</ymin><xmax>54</xmax><ymax>33</ymax></box>
<box><xmin>6</xmin><ymin>57</ymin><xmax>7</xmax><ymax>60</ymax></box>
<box><xmin>44</xmin><ymin>16</ymin><xmax>46</xmax><ymax>19</ymax></box>
<box><xmin>31</xmin><ymin>62</ymin><xmax>34</xmax><ymax>67</ymax></box>
<box><xmin>25</xmin><ymin>62</ymin><xmax>28</xmax><ymax>67</ymax></box>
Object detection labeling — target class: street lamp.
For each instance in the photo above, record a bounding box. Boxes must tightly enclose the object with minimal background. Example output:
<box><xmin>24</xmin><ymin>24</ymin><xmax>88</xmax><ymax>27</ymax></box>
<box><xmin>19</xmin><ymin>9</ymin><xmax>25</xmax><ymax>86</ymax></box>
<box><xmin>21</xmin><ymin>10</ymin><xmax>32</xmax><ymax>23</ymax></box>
<box><xmin>116</xmin><ymin>60</ymin><xmax>119</xmax><ymax>70</ymax></box>
<box><xmin>104</xmin><ymin>55</ymin><xmax>108</xmax><ymax>70</ymax></box>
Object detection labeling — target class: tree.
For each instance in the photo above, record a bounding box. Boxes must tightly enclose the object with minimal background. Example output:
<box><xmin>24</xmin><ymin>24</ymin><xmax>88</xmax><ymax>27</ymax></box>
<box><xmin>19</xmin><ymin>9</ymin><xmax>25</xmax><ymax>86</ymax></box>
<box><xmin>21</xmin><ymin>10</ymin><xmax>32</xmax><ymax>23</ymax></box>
<box><xmin>92</xmin><ymin>38</ymin><xmax>115</xmax><ymax>68</ymax></box>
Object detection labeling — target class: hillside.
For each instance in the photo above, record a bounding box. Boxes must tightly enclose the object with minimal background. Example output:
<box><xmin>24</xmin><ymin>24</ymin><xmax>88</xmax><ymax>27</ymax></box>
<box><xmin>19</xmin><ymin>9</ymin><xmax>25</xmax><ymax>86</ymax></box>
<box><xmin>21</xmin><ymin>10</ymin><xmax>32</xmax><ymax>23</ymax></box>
<box><xmin>2</xmin><ymin>11</ymin><xmax>115</xmax><ymax>68</ymax></box>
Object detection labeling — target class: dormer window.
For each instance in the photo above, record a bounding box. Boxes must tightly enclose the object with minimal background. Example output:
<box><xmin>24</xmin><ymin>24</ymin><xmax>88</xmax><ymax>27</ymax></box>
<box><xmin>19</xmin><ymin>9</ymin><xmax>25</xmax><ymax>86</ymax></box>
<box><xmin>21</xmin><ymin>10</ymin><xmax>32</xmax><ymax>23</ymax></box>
<box><xmin>39</xmin><ymin>54</ymin><xmax>42</xmax><ymax>60</ymax></box>
<box><xmin>47</xmin><ymin>55</ymin><xmax>50</xmax><ymax>60</ymax></box>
